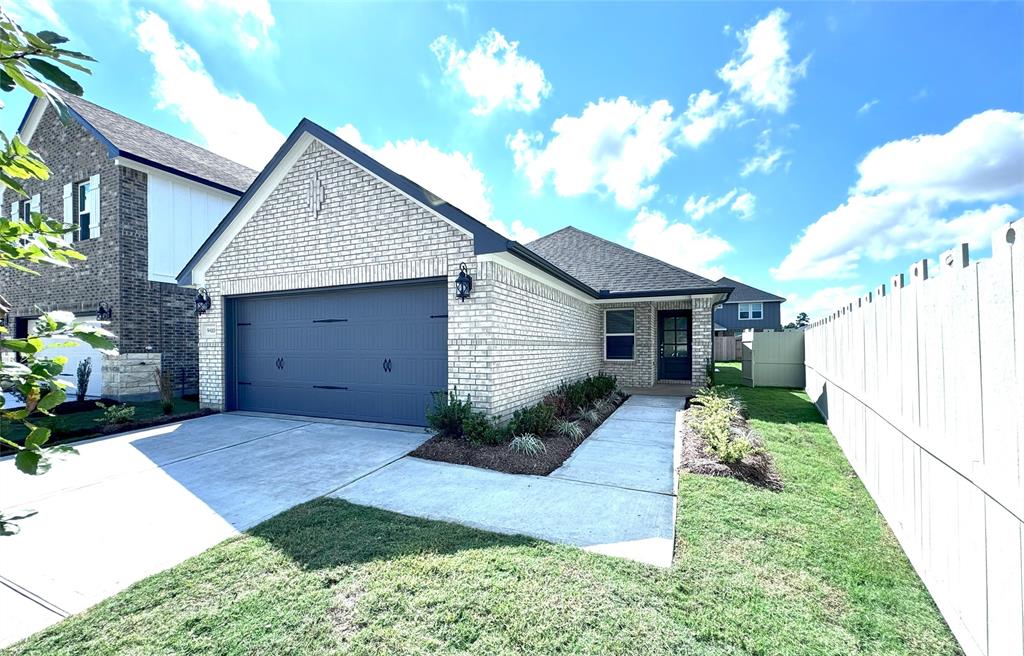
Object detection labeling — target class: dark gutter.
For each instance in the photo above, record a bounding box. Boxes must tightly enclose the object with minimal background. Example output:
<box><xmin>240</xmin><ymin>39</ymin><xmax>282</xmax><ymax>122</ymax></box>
<box><xmin>597</xmin><ymin>286</ymin><xmax>734</xmax><ymax>301</ymax></box>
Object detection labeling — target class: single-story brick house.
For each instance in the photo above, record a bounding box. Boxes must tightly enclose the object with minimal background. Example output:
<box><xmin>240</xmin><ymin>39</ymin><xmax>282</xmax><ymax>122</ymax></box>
<box><xmin>177</xmin><ymin>119</ymin><xmax>733</xmax><ymax>426</ymax></box>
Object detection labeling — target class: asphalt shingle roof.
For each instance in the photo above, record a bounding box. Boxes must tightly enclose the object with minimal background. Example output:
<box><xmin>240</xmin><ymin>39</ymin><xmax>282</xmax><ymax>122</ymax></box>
<box><xmin>526</xmin><ymin>226</ymin><xmax>726</xmax><ymax>294</ymax></box>
<box><xmin>716</xmin><ymin>276</ymin><xmax>786</xmax><ymax>304</ymax></box>
<box><xmin>58</xmin><ymin>92</ymin><xmax>258</xmax><ymax>193</ymax></box>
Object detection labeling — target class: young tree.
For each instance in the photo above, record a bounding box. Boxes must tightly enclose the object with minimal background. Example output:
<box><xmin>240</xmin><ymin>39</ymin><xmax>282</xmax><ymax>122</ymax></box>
<box><xmin>795</xmin><ymin>312</ymin><xmax>810</xmax><ymax>328</ymax></box>
<box><xmin>0</xmin><ymin>9</ymin><xmax>115</xmax><ymax>532</ymax></box>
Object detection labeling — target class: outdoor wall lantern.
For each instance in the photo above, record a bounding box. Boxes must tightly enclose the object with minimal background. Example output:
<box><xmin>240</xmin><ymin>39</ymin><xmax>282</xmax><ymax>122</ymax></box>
<box><xmin>194</xmin><ymin>288</ymin><xmax>212</xmax><ymax>316</ymax></box>
<box><xmin>455</xmin><ymin>263</ymin><xmax>473</xmax><ymax>302</ymax></box>
<box><xmin>96</xmin><ymin>302</ymin><xmax>113</xmax><ymax>321</ymax></box>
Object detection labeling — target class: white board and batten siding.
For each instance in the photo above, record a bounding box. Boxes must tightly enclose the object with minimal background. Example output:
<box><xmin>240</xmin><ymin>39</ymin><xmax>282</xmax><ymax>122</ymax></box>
<box><xmin>804</xmin><ymin>218</ymin><xmax>1024</xmax><ymax>656</ymax></box>
<box><xmin>147</xmin><ymin>171</ymin><xmax>236</xmax><ymax>283</ymax></box>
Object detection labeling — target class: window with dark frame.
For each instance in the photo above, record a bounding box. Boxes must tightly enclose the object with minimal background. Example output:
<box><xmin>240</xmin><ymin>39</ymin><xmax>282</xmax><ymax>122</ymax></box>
<box><xmin>605</xmin><ymin>309</ymin><xmax>635</xmax><ymax>360</ymax></box>
<box><xmin>18</xmin><ymin>199</ymin><xmax>31</xmax><ymax>221</ymax></box>
<box><xmin>76</xmin><ymin>180</ymin><xmax>92</xmax><ymax>241</ymax></box>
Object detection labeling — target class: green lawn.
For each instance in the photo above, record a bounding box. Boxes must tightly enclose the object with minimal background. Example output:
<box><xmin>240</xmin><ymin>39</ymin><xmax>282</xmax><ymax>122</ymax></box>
<box><xmin>1</xmin><ymin>398</ymin><xmax>200</xmax><ymax>446</ymax></box>
<box><xmin>4</xmin><ymin>374</ymin><xmax>960</xmax><ymax>655</ymax></box>
<box><xmin>714</xmin><ymin>360</ymin><xmax>744</xmax><ymax>386</ymax></box>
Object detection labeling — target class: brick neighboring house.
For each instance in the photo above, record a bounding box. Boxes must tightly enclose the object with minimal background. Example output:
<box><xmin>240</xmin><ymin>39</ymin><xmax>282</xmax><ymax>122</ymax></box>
<box><xmin>0</xmin><ymin>93</ymin><xmax>256</xmax><ymax>400</ymax></box>
<box><xmin>712</xmin><ymin>277</ymin><xmax>786</xmax><ymax>335</ymax></box>
<box><xmin>177</xmin><ymin>119</ymin><xmax>734</xmax><ymax>426</ymax></box>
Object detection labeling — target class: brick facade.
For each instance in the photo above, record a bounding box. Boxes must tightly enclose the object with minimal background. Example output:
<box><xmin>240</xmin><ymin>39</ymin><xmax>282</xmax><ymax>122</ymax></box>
<box><xmin>0</xmin><ymin>104</ymin><xmax>200</xmax><ymax>399</ymax></box>
<box><xmin>196</xmin><ymin>137</ymin><xmax>713</xmax><ymax>418</ymax></box>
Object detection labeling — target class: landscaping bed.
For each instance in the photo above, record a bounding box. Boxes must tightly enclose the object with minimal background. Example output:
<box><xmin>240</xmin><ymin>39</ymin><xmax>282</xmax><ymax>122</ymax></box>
<box><xmin>410</xmin><ymin>374</ymin><xmax>626</xmax><ymax>475</ymax></box>
<box><xmin>0</xmin><ymin>399</ymin><xmax>209</xmax><ymax>454</ymax></box>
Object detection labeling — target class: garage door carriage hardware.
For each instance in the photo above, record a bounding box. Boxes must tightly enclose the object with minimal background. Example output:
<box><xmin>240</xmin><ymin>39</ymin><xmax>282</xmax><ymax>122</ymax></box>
<box><xmin>382</xmin><ymin>358</ymin><xmax>392</xmax><ymax>372</ymax></box>
<box><xmin>313</xmin><ymin>385</ymin><xmax>348</xmax><ymax>390</ymax></box>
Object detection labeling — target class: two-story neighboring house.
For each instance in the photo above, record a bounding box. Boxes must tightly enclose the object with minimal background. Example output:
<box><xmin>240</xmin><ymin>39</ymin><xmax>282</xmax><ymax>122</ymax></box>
<box><xmin>712</xmin><ymin>276</ymin><xmax>785</xmax><ymax>335</ymax></box>
<box><xmin>0</xmin><ymin>93</ymin><xmax>256</xmax><ymax>400</ymax></box>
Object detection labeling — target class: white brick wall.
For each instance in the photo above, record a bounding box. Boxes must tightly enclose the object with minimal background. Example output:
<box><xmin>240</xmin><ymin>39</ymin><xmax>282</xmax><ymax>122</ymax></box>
<box><xmin>196</xmin><ymin>137</ymin><xmax>713</xmax><ymax>417</ymax></box>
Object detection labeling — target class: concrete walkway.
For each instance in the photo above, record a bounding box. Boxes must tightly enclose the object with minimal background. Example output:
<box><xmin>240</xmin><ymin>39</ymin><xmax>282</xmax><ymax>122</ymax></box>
<box><xmin>334</xmin><ymin>395</ymin><xmax>683</xmax><ymax>567</ymax></box>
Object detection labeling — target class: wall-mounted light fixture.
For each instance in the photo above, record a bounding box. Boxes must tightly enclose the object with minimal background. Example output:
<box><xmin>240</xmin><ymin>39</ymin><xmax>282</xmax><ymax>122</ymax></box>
<box><xmin>96</xmin><ymin>302</ymin><xmax>113</xmax><ymax>321</ymax></box>
<box><xmin>455</xmin><ymin>263</ymin><xmax>473</xmax><ymax>302</ymax></box>
<box><xmin>194</xmin><ymin>288</ymin><xmax>212</xmax><ymax>316</ymax></box>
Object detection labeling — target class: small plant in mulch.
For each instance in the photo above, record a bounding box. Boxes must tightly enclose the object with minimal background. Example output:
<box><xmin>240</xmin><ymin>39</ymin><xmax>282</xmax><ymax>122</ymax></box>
<box><xmin>681</xmin><ymin>387</ymin><xmax>783</xmax><ymax>491</ymax></box>
<box><xmin>96</xmin><ymin>402</ymin><xmax>136</xmax><ymax>425</ymax></box>
<box><xmin>411</xmin><ymin>374</ymin><xmax>627</xmax><ymax>475</ymax></box>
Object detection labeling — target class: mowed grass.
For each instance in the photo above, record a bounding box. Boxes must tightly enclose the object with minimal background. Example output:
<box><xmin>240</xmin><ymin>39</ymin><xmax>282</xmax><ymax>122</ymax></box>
<box><xmin>5</xmin><ymin>365</ymin><xmax>960</xmax><ymax>655</ymax></box>
<box><xmin>1</xmin><ymin>398</ymin><xmax>200</xmax><ymax>445</ymax></box>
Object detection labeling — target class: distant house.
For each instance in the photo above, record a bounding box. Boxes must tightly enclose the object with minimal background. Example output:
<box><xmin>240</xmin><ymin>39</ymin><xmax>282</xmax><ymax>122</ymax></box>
<box><xmin>713</xmin><ymin>277</ymin><xmax>785</xmax><ymax>335</ymax></box>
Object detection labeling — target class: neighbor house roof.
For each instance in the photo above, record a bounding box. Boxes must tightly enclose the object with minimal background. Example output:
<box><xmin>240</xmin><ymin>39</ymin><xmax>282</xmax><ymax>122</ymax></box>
<box><xmin>176</xmin><ymin>118</ymin><xmax>732</xmax><ymax>302</ymax></box>
<box><xmin>527</xmin><ymin>227</ymin><xmax>728</xmax><ymax>296</ymax></box>
<box><xmin>715</xmin><ymin>276</ymin><xmax>786</xmax><ymax>304</ymax></box>
<box><xmin>19</xmin><ymin>92</ymin><xmax>258</xmax><ymax>195</ymax></box>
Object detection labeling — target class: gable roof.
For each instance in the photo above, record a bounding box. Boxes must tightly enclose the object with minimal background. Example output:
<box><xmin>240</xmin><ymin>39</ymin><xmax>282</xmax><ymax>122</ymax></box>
<box><xmin>20</xmin><ymin>92</ymin><xmax>257</xmax><ymax>195</ymax></box>
<box><xmin>715</xmin><ymin>276</ymin><xmax>786</xmax><ymax>304</ymax></box>
<box><xmin>175</xmin><ymin>118</ymin><xmax>732</xmax><ymax>303</ymax></box>
<box><xmin>526</xmin><ymin>227</ymin><xmax>729</xmax><ymax>296</ymax></box>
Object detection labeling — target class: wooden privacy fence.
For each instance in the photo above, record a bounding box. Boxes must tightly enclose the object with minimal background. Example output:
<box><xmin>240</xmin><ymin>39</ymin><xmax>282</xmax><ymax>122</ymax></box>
<box><xmin>804</xmin><ymin>219</ymin><xmax>1023</xmax><ymax>656</ymax></box>
<box><xmin>714</xmin><ymin>334</ymin><xmax>741</xmax><ymax>361</ymax></box>
<box><xmin>741</xmin><ymin>330</ymin><xmax>805</xmax><ymax>388</ymax></box>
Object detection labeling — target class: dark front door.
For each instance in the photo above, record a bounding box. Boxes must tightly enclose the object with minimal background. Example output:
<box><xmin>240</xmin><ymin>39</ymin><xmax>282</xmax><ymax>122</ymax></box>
<box><xmin>227</xmin><ymin>280</ymin><xmax>447</xmax><ymax>426</ymax></box>
<box><xmin>658</xmin><ymin>310</ymin><xmax>692</xmax><ymax>381</ymax></box>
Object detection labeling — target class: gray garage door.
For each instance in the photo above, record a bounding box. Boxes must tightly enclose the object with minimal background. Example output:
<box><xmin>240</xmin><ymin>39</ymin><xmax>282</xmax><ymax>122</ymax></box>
<box><xmin>228</xmin><ymin>281</ymin><xmax>447</xmax><ymax>426</ymax></box>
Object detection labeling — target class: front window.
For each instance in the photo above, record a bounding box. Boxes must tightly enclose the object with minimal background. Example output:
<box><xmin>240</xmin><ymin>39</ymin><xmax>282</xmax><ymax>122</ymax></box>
<box><xmin>605</xmin><ymin>309</ymin><xmax>635</xmax><ymax>360</ymax></box>
<box><xmin>76</xmin><ymin>180</ymin><xmax>93</xmax><ymax>240</ymax></box>
<box><xmin>18</xmin><ymin>199</ymin><xmax>31</xmax><ymax>221</ymax></box>
<box><xmin>738</xmin><ymin>302</ymin><xmax>764</xmax><ymax>320</ymax></box>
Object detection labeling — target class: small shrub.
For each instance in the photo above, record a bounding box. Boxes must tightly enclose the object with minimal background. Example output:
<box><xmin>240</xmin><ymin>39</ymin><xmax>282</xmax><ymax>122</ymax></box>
<box><xmin>427</xmin><ymin>389</ymin><xmax>475</xmax><ymax>438</ymax></box>
<box><xmin>464</xmin><ymin>411</ymin><xmax>509</xmax><ymax>446</ymax></box>
<box><xmin>689</xmin><ymin>388</ymin><xmax>752</xmax><ymax>464</ymax></box>
<box><xmin>508</xmin><ymin>402</ymin><xmax>555</xmax><ymax>436</ymax></box>
<box><xmin>555</xmin><ymin>419</ymin><xmax>584</xmax><ymax>442</ymax></box>
<box><xmin>560</xmin><ymin>379</ymin><xmax>587</xmax><ymax>413</ymax></box>
<box><xmin>96</xmin><ymin>402</ymin><xmax>136</xmax><ymax>425</ymax></box>
<box><xmin>704</xmin><ymin>358</ymin><xmax>715</xmax><ymax>389</ymax></box>
<box><xmin>580</xmin><ymin>407</ymin><xmax>600</xmax><ymax>425</ymax></box>
<box><xmin>508</xmin><ymin>433</ymin><xmax>546</xmax><ymax>456</ymax></box>
<box><xmin>75</xmin><ymin>358</ymin><xmax>92</xmax><ymax>402</ymax></box>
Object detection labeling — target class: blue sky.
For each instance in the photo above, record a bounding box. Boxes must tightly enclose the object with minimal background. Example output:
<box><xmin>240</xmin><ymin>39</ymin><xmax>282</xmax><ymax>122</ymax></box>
<box><xmin>5</xmin><ymin>1</ymin><xmax>1023</xmax><ymax>321</ymax></box>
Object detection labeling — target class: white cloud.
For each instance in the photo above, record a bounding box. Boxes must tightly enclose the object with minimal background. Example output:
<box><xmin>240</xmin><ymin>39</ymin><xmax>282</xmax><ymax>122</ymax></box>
<box><xmin>134</xmin><ymin>10</ymin><xmax>284</xmax><ymax>169</ymax></box>
<box><xmin>179</xmin><ymin>0</ymin><xmax>275</xmax><ymax>51</ymax></box>
<box><xmin>773</xmin><ymin>110</ymin><xmax>1024</xmax><ymax>281</ymax></box>
<box><xmin>627</xmin><ymin>208</ymin><xmax>733</xmax><ymax>279</ymax></box>
<box><xmin>445</xmin><ymin>2</ymin><xmax>468</xmax><ymax>17</ymax></box>
<box><xmin>731</xmin><ymin>192</ymin><xmax>756</xmax><ymax>220</ymax></box>
<box><xmin>783</xmin><ymin>285</ymin><xmax>865</xmax><ymax>324</ymax></box>
<box><xmin>335</xmin><ymin>124</ymin><xmax>539</xmax><ymax>243</ymax></box>
<box><xmin>858</xmin><ymin>99</ymin><xmax>880</xmax><ymax>116</ymax></box>
<box><xmin>4</xmin><ymin>0</ymin><xmax>67</xmax><ymax>33</ymax></box>
<box><xmin>684</xmin><ymin>189</ymin><xmax>737</xmax><ymax>221</ymax></box>
<box><xmin>740</xmin><ymin>128</ymin><xmax>786</xmax><ymax>176</ymax></box>
<box><xmin>718</xmin><ymin>8</ymin><xmax>808</xmax><ymax>113</ymax></box>
<box><xmin>508</xmin><ymin>97</ymin><xmax>677</xmax><ymax>209</ymax></box>
<box><xmin>678</xmin><ymin>89</ymin><xmax>742</xmax><ymax>148</ymax></box>
<box><xmin>431</xmin><ymin>29</ymin><xmax>550</xmax><ymax>115</ymax></box>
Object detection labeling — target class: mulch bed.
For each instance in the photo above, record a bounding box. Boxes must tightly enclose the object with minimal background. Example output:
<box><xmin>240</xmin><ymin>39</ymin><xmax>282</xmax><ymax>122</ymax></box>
<box><xmin>410</xmin><ymin>393</ymin><xmax>629</xmax><ymax>475</ymax></box>
<box><xmin>679</xmin><ymin>408</ymin><xmax>784</xmax><ymax>491</ymax></box>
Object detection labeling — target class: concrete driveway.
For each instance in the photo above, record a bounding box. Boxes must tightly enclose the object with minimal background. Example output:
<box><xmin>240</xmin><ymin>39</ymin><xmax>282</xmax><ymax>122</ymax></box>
<box><xmin>0</xmin><ymin>413</ymin><xmax>428</xmax><ymax>646</ymax></box>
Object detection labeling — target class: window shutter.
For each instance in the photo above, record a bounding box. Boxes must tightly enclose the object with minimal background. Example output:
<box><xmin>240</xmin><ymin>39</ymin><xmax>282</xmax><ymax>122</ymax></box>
<box><xmin>30</xmin><ymin>193</ymin><xmax>40</xmax><ymax>217</ymax></box>
<box><xmin>10</xmin><ymin>201</ymin><xmax>17</xmax><ymax>220</ymax></box>
<box><xmin>63</xmin><ymin>183</ymin><xmax>73</xmax><ymax>230</ymax></box>
<box><xmin>87</xmin><ymin>173</ymin><xmax>101</xmax><ymax>238</ymax></box>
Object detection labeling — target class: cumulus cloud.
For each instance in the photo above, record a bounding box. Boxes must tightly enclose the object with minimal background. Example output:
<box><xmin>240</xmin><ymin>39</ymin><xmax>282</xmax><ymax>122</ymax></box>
<box><xmin>772</xmin><ymin>110</ymin><xmax>1024</xmax><ymax>280</ymax></box>
<box><xmin>179</xmin><ymin>0</ymin><xmax>275</xmax><ymax>51</ymax></box>
<box><xmin>678</xmin><ymin>89</ymin><xmax>742</xmax><ymax>148</ymax></box>
<box><xmin>740</xmin><ymin>128</ymin><xmax>786</xmax><ymax>176</ymax></box>
<box><xmin>336</xmin><ymin>124</ymin><xmax>539</xmax><ymax>243</ymax></box>
<box><xmin>731</xmin><ymin>192</ymin><xmax>756</xmax><ymax>220</ymax></box>
<box><xmin>431</xmin><ymin>29</ymin><xmax>550</xmax><ymax>115</ymax></box>
<box><xmin>508</xmin><ymin>97</ymin><xmax>677</xmax><ymax>209</ymax></box>
<box><xmin>684</xmin><ymin>189</ymin><xmax>738</xmax><ymax>221</ymax></box>
<box><xmin>134</xmin><ymin>10</ymin><xmax>284</xmax><ymax>169</ymax></box>
<box><xmin>627</xmin><ymin>208</ymin><xmax>733</xmax><ymax>279</ymax></box>
<box><xmin>783</xmin><ymin>285</ymin><xmax>865</xmax><ymax>324</ymax></box>
<box><xmin>719</xmin><ymin>8</ymin><xmax>808</xmax><ymax>113</ymax></box>
<box><xmin>4</xmin><ymin>0</ymin><xmax>68</xmax><ymax>33</ymax></box>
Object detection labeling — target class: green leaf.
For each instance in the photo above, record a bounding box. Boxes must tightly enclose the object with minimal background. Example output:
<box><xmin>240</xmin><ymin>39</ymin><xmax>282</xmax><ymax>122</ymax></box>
<box><xmin>0</xmin><ymin>337</ymin><xmax>42</xmax><ymax>353</ymax></box>
<box><xmin>25</xmin><ymin>425</ymin><xmax>51</xmax><ymax>448</ymax></box>
<box><xmin>37</xmin><ymin>387</ymin><xmax>65</xmax><ymax>411</ymax></box>
<box><xmin>26</xmin><ymin>59</ymin><xmax>83</xmax><ymax>96</ymax></box>
<box><xmin>36</xmin><ymin>30</ymin><xmax>69</xmax><ymax>45</ymax></box>
<box><xmin>0</xmin><ymin>70</ymin><xmax>14</xmax><ymax>92</ymax></box>
<box><xmin>15</xmin><ymin>450</ymin><xmax>48</xmax><ymax>475</ymax></box>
